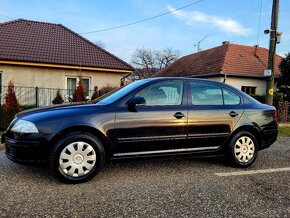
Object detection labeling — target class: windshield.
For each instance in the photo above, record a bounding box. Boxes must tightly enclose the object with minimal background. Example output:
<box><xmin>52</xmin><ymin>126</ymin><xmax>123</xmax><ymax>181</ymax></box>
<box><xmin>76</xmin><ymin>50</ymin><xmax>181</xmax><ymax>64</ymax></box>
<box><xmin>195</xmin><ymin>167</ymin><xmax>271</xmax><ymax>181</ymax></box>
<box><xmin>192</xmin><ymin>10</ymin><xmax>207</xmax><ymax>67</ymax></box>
<box><xmin>93</xmin><ymin>80</ymin><xmax>149</xmax><ymax>105</ymax></box>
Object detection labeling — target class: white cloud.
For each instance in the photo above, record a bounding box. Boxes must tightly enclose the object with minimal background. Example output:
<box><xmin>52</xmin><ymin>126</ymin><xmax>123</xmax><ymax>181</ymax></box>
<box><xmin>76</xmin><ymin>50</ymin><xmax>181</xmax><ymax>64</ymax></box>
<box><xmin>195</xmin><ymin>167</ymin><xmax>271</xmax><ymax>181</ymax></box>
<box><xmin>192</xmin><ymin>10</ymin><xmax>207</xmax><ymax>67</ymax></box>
<box><xmin>167</xmin><ymin>5</ymin><xmax>251</xmax><ymax>36</ymax></box>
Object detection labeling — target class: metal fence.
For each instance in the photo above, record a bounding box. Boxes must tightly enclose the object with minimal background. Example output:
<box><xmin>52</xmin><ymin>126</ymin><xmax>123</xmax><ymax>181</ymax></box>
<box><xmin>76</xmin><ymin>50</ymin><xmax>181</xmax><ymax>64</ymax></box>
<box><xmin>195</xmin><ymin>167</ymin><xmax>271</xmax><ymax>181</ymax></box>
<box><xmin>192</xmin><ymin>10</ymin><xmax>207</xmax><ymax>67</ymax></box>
<box><xmin>278</xmin><ymin>101</ymin><xmax>289</xmax><ymax>123</ymax></box>
<box><xmin>0</xmin><ymin>86</ymin><xmax>94</xmax><ymax>107</ymax></box>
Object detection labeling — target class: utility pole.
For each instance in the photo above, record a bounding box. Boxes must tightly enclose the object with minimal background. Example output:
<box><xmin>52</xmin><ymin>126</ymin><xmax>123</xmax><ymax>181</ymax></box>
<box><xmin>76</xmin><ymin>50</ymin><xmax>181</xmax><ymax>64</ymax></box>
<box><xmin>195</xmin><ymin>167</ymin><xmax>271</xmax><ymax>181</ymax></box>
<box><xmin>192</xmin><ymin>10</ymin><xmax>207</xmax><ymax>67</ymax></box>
<box><xmin>265</xmin><ymin>0</ymin><xmax>280</xmax><ymax>105</ymax></box>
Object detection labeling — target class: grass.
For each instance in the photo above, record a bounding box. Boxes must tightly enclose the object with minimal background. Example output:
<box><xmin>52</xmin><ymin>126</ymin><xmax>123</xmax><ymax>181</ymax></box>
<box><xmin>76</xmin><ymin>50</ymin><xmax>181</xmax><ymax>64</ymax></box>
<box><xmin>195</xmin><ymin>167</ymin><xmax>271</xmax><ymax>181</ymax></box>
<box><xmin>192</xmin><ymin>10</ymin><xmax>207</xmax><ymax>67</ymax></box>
<box><xmin>278</xmin><ymin>124</ymin><xmax>290</xmax><ymax>137</ymax></box>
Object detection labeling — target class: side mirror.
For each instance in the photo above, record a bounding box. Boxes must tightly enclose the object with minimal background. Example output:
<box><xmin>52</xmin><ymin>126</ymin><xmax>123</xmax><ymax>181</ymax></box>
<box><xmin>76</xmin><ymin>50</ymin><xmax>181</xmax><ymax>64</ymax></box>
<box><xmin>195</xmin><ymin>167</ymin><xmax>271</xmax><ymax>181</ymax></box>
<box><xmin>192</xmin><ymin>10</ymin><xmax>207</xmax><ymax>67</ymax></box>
<box><xmin>126</xmin><ymin>96</ymin><xmax>146</xmax><ymax>107</ymax></box>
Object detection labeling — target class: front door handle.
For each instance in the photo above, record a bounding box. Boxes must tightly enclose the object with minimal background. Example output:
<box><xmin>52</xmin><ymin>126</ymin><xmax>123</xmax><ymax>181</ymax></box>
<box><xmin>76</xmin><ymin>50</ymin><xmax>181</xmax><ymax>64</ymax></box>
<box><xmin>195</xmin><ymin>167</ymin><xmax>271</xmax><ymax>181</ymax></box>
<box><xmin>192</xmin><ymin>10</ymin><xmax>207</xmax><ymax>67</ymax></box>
<box><xmin>229</xmin><ymin>111</ymin><xmax>239</xmax><ymax>117</ymax></box>
<box><xmin>174</xmin><ymin>112</ymin><xmax>185</xmax><ymax>119</ymax></box>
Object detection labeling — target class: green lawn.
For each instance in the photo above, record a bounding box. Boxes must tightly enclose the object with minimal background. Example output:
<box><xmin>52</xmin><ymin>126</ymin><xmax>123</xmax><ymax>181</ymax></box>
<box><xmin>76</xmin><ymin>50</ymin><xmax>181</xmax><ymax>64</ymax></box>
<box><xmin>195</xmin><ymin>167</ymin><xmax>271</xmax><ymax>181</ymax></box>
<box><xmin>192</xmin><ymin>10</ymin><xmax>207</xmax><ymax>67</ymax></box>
<box><xmin>278</xmin><ymin>125</ymin><xmax>290</xmax><ymax>137</ymax></box>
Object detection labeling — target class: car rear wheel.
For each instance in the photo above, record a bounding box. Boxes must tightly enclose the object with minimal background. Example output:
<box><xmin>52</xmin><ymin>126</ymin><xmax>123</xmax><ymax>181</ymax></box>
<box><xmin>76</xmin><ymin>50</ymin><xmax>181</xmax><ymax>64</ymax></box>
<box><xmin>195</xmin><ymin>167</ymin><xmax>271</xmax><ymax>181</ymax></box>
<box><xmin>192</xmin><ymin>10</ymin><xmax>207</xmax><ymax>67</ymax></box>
<box><xmin>50</xmin><ymin>132</ymin><xmax>105</xmax><ymax>183</ymax></box>
<box><xmin>227</xmin><ymin>131</ymin><xmax>258</xmax><ymax>168</ymax></box>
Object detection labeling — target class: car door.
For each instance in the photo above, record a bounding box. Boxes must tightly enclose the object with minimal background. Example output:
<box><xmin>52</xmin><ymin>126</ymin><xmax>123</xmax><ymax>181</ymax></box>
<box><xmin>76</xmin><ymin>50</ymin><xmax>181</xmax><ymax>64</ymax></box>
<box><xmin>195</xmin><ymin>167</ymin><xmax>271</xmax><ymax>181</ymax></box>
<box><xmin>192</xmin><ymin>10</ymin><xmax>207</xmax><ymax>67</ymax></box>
<box><xmin>113</xmin><ymin>79</ymin><xmax>188</xmax><ymax>156</ymax></box>
<box><xmin>187</xmin><ymin>80</ymin><xmax>244</xmax><ymax>150</ymax></box>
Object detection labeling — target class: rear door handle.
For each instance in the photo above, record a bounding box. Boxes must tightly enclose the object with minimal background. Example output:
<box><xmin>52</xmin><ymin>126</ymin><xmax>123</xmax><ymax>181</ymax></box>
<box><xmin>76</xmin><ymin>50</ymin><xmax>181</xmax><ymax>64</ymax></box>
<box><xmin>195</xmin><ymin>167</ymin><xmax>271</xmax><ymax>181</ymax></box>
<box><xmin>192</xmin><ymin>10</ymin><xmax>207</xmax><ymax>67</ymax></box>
<box><xmin>229</xmin><ymin>111</ymin><xmax>239</xmax><ymax>117</ymax></box>
<box><xmin>174</xmin><ymin>112</ymin><xmax>185</xmax><ymax>119</ymax></box>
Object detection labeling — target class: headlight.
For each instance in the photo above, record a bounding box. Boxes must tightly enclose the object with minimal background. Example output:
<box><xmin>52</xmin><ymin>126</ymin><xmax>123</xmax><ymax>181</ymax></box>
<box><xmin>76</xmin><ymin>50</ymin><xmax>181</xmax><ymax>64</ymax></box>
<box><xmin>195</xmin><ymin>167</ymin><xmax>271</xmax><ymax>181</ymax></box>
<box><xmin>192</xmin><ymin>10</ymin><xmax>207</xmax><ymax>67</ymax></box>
<box><xmin>11</xmin><ymin>120</ymin><xmax>39</xmax><ymax>133</ymax></box>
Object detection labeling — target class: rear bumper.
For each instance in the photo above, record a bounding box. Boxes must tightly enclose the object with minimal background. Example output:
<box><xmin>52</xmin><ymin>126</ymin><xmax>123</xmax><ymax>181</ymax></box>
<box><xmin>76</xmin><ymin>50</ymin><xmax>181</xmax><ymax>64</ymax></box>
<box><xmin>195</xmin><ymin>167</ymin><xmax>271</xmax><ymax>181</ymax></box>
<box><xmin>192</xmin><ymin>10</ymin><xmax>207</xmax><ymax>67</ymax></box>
<box><xmin>4</xmin><ymin>134</ymin><xmax>49</xmax><ymax>165</ymax></box>
<box><xmin>261</xmin><ymin>128</ymin><xmax>278</xmax><ymax>149</ymax></box>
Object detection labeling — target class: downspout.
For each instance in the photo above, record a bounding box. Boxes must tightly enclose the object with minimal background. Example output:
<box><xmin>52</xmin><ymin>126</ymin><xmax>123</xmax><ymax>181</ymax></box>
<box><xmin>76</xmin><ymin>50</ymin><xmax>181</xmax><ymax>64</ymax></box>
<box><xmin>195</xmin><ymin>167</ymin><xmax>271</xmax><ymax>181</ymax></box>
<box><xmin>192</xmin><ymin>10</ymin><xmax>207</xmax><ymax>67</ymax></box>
<box><xmin>221</xmin><ymin>71</ymin><xmax>227</xmax><ymax>83</ymax></box>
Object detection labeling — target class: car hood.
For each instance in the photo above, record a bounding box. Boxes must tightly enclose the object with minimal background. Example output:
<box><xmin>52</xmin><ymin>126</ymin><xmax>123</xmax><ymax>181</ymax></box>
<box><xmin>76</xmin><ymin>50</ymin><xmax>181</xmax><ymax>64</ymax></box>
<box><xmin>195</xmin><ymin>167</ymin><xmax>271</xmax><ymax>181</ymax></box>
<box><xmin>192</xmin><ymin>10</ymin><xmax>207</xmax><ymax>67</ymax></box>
<box><xmin>16</xmin><ymin>102</ymin><xmax>104</xmax><ymax>122</ymax></box>
<box><xmin>17</xmin><ymin>102</ymin><xmax>86</xmax><ymax>116</ymax></box>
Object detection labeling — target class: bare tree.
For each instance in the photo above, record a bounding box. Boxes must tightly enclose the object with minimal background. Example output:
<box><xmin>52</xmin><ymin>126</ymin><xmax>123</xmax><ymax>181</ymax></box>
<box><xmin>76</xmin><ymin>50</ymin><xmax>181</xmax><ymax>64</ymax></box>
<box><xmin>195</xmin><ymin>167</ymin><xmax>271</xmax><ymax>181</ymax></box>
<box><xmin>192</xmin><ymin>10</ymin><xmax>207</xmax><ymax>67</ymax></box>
<box><xmin>132</xmin><ymin>48</ymin><xmax>155</xmax><ymax>77</ymax></box>
<box><xmin>155</xmin><ymin>48</ymin><xmax>180</xmax><ymax>70</ymax></box>
<box><xmin>131</xmin><ymin>47</ymin><xmax>180</xmax><ymax>78</ymax></box>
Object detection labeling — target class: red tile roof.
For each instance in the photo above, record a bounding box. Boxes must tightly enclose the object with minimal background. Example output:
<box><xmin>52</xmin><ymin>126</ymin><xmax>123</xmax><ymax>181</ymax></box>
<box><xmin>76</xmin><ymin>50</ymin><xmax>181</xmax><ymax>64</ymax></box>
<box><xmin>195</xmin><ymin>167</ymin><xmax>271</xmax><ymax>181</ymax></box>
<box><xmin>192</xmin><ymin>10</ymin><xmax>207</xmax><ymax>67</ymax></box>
<box><xmin>0</xmin><ymin>19</ymin><xmax>133</xmax><ymax>71</ymax></box>
<box><xmin>154</xmin><ymin>43</ymin><xmax>283</xmax><ymax>78</ymax></box>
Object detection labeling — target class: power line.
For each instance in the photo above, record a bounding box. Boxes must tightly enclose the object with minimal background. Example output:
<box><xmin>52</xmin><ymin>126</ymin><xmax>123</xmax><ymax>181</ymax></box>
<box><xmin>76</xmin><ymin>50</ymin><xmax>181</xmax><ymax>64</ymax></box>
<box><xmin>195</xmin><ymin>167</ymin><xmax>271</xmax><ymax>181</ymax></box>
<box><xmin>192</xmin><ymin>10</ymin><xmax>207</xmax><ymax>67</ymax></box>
<box><xmin>79</xmin><ymin>0</ymin><xmax>205</xmax><ymax>34</ymax></box>
<box><xmin>256</xmin><ymin>0</ymin><xmax>263</xmax><ymax>45</ymax></box>
<box><xmin>0</xmin><ymin>13</ymin><xmax>14</xmax><ymax>20</ymax></box>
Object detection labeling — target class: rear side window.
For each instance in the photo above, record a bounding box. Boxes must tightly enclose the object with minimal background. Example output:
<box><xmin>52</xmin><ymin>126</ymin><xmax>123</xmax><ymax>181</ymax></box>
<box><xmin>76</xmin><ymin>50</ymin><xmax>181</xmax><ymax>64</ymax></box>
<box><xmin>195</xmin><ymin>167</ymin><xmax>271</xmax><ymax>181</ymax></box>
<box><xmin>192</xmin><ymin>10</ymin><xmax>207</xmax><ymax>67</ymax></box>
<box><xmin>190</xmin><ymin>82</ymin><xmax>223</xmax><ymax>105</ymax></box>
<box><xmin>223</xmin><ymin>88</ymin><xmax>241</xmax><ymax>105</ymax></box>
<box><xmin>135</xmin><ymin>80</ymin><xmax>184</xmax><ymax>106</ymax></box>
<box><xmin>190</xmin><ymin>82</ymin><xmax>241</xmax><ymax>106</ymax></box>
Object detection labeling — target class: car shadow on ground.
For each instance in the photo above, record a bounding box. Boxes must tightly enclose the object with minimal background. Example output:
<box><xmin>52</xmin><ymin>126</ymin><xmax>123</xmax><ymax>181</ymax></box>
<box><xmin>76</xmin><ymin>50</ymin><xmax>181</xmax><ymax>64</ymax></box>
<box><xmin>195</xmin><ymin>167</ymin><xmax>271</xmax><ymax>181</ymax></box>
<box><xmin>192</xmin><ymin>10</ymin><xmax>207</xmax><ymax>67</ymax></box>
<box><xmin>0</xmin><ymin>151</ymin><xmax>228</xmax><ymax>184</ymax></box>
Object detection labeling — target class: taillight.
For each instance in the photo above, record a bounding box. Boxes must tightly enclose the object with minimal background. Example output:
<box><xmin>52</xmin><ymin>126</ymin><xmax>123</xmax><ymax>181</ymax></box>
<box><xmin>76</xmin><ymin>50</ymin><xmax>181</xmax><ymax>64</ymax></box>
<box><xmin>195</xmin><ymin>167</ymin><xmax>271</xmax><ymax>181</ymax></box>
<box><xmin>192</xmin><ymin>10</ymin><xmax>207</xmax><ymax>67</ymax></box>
<box><xmin>274</xmin><ymin>108</ymin><xmax>278</xmax><ymax>123</ymax></box>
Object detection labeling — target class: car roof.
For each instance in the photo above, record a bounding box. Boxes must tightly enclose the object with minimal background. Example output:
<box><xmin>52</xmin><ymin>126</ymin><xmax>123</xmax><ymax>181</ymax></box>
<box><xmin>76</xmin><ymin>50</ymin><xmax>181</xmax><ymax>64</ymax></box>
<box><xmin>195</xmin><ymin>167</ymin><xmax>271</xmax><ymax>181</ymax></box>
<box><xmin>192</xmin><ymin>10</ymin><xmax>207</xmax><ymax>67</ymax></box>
<box><xmin>143</xmin><ymin>76</ymin><xmax>251</xmax><ymax>100</ymax></box>
<box><xmin>143</xmin><ymin>77</ymin><xmax>230</xmax><ymax>87</ymax></box>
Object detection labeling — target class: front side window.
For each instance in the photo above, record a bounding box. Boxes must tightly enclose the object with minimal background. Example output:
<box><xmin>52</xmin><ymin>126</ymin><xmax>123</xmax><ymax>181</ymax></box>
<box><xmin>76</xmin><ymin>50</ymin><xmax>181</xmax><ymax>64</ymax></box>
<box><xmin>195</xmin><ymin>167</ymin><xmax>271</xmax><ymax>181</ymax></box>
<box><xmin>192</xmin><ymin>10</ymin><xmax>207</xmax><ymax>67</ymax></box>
<box><xmin>135</xmin><ymin>80</ymin><xmax>184</xmax><ymax>106</ymax></box>
<box><xmin>190</xmin><ymin>82</ymin><xmax>223</xmax><ymax>105</ymax></box>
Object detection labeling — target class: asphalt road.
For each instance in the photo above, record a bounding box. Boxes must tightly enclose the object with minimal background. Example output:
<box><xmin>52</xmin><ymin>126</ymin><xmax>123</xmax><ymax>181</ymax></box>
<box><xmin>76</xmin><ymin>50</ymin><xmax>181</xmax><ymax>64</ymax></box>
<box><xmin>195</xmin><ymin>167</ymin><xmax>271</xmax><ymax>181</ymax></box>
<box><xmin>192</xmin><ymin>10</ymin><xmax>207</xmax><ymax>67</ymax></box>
<box><xmin>0</xmin><ymin>137</ymin><xmax>289</xmax><ymax>217</ymax></box>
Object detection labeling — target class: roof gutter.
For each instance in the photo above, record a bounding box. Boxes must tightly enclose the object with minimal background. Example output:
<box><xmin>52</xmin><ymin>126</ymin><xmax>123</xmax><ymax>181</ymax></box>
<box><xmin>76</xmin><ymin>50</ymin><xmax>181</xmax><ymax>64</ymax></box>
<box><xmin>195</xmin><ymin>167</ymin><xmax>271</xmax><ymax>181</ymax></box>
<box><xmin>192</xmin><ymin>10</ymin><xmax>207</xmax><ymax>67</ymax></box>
<box><xmin>188</xmin><ymin>72</ymin><xmax>222</xmax><ymax>78</ymax></box>
<box><xmin>191</xmin><ymin>71</ymin><xmax>280</xmax><ymax>79</ymax></box>
<box><xmin>0</xmin><ymin>60</ymin><xmax>133</xmax><ymax>73</ymax></box>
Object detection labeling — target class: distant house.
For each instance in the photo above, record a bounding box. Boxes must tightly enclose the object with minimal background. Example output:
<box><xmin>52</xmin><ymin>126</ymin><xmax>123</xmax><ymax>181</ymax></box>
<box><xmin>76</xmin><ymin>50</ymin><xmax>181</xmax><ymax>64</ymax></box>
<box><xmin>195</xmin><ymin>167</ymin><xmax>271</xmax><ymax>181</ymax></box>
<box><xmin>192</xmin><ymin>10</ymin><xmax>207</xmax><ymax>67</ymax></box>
<box><xmin>154</xmin><ymin>42</ymin><xmax>283</xmax><ymax>95</ymax></box>
<box><xmin>0</xmin><ymin>19</ymin><xmax>133</xmax><ymax>104</ymax></box>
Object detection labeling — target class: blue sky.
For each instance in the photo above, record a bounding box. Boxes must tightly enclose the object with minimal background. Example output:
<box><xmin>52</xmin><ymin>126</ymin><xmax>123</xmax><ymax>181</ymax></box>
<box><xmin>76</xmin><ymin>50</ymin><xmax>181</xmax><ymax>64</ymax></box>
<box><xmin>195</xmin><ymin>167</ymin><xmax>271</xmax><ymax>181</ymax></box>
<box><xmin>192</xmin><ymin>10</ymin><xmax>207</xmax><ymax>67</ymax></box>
<box><xmin>1</xmin><ymin>0</ymin><xmax>289</xmax><ymax>63</ymax></box>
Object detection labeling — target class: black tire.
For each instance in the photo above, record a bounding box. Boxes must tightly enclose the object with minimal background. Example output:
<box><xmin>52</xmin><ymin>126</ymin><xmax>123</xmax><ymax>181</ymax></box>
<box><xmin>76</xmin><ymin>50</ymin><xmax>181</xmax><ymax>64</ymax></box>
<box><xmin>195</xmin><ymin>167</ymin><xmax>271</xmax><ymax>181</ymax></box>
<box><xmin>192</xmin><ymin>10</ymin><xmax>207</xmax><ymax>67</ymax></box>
<box><xmin>227</xmin><ymin>131</ymin><xmax>258</xmax><ymax>168</ymax></box>
<box><xmin>50</xmin><ymin>132</ymin><xmax>105</xmax><ymax>183</ymax></box>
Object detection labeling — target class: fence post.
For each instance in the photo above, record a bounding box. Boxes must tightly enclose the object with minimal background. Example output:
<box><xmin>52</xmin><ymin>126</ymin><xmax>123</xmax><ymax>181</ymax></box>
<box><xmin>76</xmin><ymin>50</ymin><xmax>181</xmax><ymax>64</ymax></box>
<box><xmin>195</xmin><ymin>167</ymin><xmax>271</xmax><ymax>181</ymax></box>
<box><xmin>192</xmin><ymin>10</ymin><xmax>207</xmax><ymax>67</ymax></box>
<box><xmin>285</xmin><ymin>101</ymin><xmax>289</xmax><ymax>123</ymax></box>
<box><xmin>35</xmin><ymin>86</ymin><xmax>39</xmax><ymax>107</ymax></box>
<box><xmin>0</xmin><ymin>85</ymin><xmax>2</xmax><ymax>106</ymax></box>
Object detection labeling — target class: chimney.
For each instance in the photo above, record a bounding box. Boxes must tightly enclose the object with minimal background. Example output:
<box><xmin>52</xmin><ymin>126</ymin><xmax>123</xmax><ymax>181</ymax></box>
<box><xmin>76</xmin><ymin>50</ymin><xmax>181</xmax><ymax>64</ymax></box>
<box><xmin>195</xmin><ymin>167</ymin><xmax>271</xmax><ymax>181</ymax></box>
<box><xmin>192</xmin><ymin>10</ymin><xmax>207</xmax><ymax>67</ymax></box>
<box><xmin>254</xmin><ymin>45</ymin><xmax>259</xmax><ymax>57</ymax></box>
<box><xmin>222</xmin><ymin>41</ymin><xmax>230</xmax><ymax>45</ymax></box>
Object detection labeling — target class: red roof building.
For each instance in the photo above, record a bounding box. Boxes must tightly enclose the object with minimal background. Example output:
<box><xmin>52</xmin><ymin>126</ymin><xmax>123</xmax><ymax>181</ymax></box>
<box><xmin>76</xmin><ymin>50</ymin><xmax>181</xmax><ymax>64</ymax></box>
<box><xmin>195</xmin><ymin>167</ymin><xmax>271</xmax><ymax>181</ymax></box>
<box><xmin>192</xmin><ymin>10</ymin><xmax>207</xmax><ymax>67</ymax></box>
<box><xmin>0</xmin><ymin>19</ymin><xmax>133</xmax><ymax>71</ymax></box>
<box><xmin>154</xmin><ymin>42</ymin><xmax>283</xmax><ymax>95</ymax></box>
<box><xmin>0</xmin><ymin>19</ymin><xmax>133</xmax><ymax>105</ymax></box>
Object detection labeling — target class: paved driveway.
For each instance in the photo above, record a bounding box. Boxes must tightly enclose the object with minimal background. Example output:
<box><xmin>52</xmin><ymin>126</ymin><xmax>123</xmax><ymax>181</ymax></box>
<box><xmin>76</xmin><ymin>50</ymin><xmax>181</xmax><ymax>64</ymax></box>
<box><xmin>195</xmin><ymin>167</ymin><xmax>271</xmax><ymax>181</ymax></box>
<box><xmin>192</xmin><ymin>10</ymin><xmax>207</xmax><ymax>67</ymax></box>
<box><xmin>0</xmin><ymin>137</ymin><xmax>289</xmax><ymax>217</ymax></box>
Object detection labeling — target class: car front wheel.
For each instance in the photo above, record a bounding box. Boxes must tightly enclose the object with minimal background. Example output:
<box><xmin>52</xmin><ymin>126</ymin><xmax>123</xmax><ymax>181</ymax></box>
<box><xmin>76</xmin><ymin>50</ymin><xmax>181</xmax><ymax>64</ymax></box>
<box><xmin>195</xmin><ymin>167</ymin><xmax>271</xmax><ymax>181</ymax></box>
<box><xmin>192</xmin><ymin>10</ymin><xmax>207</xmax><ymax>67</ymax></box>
<box><xmin>227</xmin><ymin>131</ymin><xmax>258</xmax><ymax>168</ymax></box>
<box><xmin>50</xmin><ymin>132</ymin><xmax>105</xmax><ymax>183</ymax></box>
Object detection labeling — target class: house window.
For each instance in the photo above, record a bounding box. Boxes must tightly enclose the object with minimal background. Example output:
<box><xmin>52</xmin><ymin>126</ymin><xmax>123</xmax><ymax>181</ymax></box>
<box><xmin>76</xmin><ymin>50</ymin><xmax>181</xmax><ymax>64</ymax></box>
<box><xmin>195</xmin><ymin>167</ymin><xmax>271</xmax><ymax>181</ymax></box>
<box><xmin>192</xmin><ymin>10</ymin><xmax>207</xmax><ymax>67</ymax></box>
<box><xmin>81</xmin><ymin>78</ymin><xmax>90</xmax><ymax>95</ymax></box>
<box><xmin>0</xmin><ymin>71</ymin><xmax>2</xmax><ymax>86</ymax></box>
<box><xmin>0</xmin><ymin>72</ymin><xmax>2</xmax><ymax>104</ymax></box>
<box><xmin>67</xmin><ymin>77</ymin><xmax>77</xmax><ymax>97</ymax></box>
<box><xmin>0</xmin><ymin>71</ymin><xmax>2</xmax><ymax>93</ymax></box>
<box><xmin>241</xmin><ymin>86</ymin><xmax>256</xmax><ymax>95</ymax></box>
<box><xmin>66</xmin><ymin>76</ymin><xmax>91</xmax><ymax>99</ymax></box>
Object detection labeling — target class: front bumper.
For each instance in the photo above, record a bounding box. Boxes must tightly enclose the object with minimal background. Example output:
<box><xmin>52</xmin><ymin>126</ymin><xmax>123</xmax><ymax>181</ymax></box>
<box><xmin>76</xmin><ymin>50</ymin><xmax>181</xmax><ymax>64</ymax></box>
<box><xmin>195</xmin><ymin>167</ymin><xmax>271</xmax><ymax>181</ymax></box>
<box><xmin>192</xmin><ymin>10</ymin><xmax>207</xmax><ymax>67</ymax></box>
<box><xmin>3</xmin><ymin>132</ymin><xmax>51</xmax><ymax>165</ymax></box>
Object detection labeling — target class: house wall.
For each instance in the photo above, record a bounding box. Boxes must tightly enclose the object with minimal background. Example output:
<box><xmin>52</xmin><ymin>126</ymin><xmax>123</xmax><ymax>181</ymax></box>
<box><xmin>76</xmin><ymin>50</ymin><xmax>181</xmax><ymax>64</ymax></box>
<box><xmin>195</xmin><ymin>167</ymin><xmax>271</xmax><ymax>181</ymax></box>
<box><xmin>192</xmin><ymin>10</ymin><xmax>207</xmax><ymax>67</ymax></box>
<box><xmin>0</xmin><ymin>64</ymin><xmax>124</xmax><ymax>89</ymax></box>
<box><xmin>206</xmin><ymin>76</ymin><xmax>267</xmax><ymax>95</ymax></box>
<box><xmin>0</xmin><ymin>64</ymin><xmax>128</xmax><ymax>106</ymax></box>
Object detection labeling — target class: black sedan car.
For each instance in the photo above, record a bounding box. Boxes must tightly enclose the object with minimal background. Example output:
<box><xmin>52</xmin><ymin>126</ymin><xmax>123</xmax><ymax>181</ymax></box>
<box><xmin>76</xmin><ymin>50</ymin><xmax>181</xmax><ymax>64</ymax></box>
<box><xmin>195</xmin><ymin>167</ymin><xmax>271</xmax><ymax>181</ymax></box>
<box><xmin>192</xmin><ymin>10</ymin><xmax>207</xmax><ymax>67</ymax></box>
<box><xmin>2</xmin><ymin>78</ymin><xmax>278</xmax><ymax>183</ymax></box>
